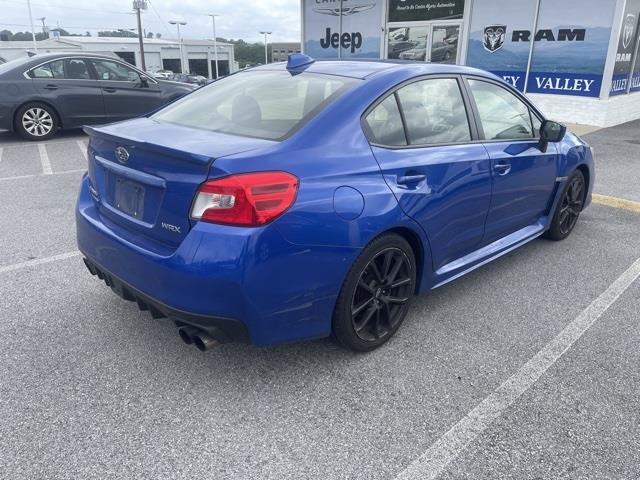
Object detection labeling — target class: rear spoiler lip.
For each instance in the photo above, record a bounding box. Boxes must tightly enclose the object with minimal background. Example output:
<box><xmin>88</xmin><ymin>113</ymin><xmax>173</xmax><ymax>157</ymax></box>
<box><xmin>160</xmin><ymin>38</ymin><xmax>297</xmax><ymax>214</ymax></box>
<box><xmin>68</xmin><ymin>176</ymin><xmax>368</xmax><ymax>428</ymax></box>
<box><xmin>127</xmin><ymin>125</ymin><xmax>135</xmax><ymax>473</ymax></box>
<box><xmin>83</xmin><ymin>124</ymin><xmax>214</xmax><ymax>165</ymax></box>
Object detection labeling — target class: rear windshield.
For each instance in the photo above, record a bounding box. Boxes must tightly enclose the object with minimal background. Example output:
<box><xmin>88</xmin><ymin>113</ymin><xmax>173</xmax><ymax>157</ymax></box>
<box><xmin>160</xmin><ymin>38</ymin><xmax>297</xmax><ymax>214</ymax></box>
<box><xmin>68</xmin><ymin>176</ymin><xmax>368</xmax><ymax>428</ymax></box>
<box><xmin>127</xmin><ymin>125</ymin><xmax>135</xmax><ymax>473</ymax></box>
<box><xmin>152</xmin><ymin>70</ymin><xmax>358</xmax><ymax>140</ymax></box>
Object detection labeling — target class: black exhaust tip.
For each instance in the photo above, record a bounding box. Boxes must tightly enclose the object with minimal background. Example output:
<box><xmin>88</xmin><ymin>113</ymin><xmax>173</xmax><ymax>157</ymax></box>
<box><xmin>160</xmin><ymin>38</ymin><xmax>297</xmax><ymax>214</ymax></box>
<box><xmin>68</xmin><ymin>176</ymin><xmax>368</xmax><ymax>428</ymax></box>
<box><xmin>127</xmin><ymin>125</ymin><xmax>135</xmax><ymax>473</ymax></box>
<box><xmin>178</xmin><ymin>326</ymin><xmax>200</xmax><ymax>345</ymax></box>
<box><xmin>192</xmin><ymin>332</ymin><xmax>219</xmax><ymax>352</ymax></box>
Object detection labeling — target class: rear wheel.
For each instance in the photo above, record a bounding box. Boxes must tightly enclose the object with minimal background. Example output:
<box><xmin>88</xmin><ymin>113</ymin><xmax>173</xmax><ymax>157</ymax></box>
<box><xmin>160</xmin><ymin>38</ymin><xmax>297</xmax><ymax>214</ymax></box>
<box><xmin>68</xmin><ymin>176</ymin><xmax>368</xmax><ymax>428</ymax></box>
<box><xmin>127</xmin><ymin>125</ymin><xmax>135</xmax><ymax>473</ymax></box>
<box><xmin>15</xmin><ymin>102</ymin><xmax>59</xmax><ymax>141</ymax></box>
<box><xmin>544</xmin><ymin>170</ymin><xmax>585</xmax><ymax>241</ymax></box>
<box><xmin>332</xmin><ymin>234</ymin><xmax>416</xmax><ymax>352</ymax></box>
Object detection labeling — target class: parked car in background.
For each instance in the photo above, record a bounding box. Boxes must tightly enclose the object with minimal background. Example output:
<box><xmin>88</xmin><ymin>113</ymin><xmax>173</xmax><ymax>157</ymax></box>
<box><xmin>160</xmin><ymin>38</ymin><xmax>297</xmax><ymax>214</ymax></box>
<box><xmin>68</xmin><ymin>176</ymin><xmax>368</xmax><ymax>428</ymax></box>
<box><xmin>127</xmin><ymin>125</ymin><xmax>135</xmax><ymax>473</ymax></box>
<box><xmin>399</xmin><ymin>41</ymin><xmax>427</xmax><ymax>61</ymax></box>
<box><xmin>0</xmin><ymin>53</ymin><xmax>195</xmax><ymax>140</ymax></box>
<box><xmin>151</xmin><ymin>69</ymin><xmax>174</xmax><ymax>79</ymax></box>
<box><xmin>172</xmin><ymin>73</ymin><xmax>207</xmax><ymax>86</ymax></box>
<box><xmin>430</xmin><ymin>41</ymin><xmax>455</xmax><ymax>62</ymax></box>
<box><xmin>76</xmin><ymin>54</ymin><xmax>594</xmax><ymax>353</ymax></box>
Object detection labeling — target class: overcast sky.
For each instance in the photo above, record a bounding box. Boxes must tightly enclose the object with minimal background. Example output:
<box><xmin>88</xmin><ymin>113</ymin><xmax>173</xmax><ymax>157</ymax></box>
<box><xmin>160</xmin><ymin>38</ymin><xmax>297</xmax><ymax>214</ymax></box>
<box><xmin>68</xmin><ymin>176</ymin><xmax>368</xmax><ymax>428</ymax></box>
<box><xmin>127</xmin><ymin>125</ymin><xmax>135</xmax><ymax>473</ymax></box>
<box><xmin>0</xmin><ymin>0</ymin><xmax>302</xmax><ymax>43</ymax></box>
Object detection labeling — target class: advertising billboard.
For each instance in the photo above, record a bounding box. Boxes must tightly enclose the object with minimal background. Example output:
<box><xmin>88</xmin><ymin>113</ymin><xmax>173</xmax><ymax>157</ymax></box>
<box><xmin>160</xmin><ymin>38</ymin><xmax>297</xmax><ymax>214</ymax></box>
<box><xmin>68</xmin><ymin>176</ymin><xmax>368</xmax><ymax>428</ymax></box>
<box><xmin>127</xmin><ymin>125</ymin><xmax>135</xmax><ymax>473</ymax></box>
<box><xmin>303</xmin><ymin>0</ymin><xmax>384</xmax><ymax>59</ymax></box>
<box><xmin>387</xmin><ymin>0</ymin><xmax>464</xmax><ymax>23</ymax></box>
<box><xmin>610</xmin><ymin>0</ymin><xmax>640</xmax><ymax>95</ymax></box>
<box><xmin>527</xmin><ymin>0</ymin><xmax>616</xmax><ymax>97</ymax></box>
<box><xmin>466</xmin><ymin>0</ymin><xmax>537</xmax><ymax>91</ymax></box>
<box><xmin>467</xmin><ymin>0</ymin><xmax>616</xmax><ymax>97</ymax></box>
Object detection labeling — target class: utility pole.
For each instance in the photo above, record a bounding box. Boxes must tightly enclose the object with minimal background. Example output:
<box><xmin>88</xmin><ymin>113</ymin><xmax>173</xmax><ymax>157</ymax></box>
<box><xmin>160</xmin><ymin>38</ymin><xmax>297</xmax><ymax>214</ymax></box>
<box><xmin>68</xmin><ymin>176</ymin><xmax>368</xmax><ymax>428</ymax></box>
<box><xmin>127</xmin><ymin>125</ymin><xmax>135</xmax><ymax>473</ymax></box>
<box><xmin>37</xmin><ymin>17</ymin><xmax>47</xmax><ymax>39</ymax></box>
<box><xmin>259</xmin><ymin>31</ymin><xmax>272</xmax><ymax>64</ymax></box>
<box><xmin>26</xmin><ymin>0</ymin><xmax>37</xmax><ymax>53</ymax></box>
<box><xmin>209</xmin><ymin>14</ymin><xmax>220</xmax><ymax>79</ymax></box>
<box><xmin>133</xmin><ymin>0</ymin><xmax>147</xmax><ymax>71</ymax></box>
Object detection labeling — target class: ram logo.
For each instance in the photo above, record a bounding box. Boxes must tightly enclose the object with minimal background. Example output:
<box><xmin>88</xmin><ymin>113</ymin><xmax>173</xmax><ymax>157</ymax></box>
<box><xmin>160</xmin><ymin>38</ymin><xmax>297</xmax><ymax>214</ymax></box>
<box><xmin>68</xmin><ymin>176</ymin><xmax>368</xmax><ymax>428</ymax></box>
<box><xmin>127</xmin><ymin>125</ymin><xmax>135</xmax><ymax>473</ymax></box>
<box><xmin>161</xmin><ymin>222</ymin><xmax>181</xmax><ymax>233</ymax></box>
<box><xmin>483</xmin><ymin>25</ymin><xmax>506</xmax><ymax>53</ymax></box>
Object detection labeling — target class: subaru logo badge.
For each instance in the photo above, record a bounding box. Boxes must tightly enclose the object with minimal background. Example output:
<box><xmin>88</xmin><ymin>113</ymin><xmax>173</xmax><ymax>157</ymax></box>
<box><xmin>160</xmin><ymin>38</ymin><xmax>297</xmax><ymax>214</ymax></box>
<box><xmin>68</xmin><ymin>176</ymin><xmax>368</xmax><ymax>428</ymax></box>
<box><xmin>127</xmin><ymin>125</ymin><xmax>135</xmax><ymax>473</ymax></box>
<box><xmin>115</xmin><ymin>146</ymin><xmax>129</xmax><ymax>164</ymax></box>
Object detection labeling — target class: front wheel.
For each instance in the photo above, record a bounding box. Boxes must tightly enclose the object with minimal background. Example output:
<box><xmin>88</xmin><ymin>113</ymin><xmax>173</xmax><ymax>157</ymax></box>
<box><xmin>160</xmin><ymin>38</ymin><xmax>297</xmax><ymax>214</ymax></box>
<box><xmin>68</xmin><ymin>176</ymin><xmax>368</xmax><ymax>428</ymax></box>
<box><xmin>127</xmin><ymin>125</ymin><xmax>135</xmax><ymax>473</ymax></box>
<box><xmin>332</xmin><ymin>234</ymin><xmax>416</xmax><ymax>352</ymax></box>
<box><xmin>15</xmin><ymin>102</ymin><xmax>59</xmax><ymax>141</ymax></box>
<box><xmin>544</xmin><ymin>170</ymin><xmax>585</xmax><ymax>241</ymax></box>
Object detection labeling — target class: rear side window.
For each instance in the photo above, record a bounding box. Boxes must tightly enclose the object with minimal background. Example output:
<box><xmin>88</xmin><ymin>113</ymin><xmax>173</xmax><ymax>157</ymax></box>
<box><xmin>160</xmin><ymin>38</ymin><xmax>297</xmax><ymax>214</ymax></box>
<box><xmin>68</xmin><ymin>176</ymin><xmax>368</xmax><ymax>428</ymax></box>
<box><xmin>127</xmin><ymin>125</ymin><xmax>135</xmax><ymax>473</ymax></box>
<box><xmin>364</xmin><ymin>95</ymin><xmax>407</xmax><ymax>146</ymax></box>
<box><xmin>152</xmin><ymin>71</ymin><xmax>358</xmax><ymax>141</ymax></box>
<box><xmin>467</xmin><ymin>79</ymin><xmax>534</xmax><ymax>140</ymax></box>
<box><xmin>396</xmin><ymin>78</ymin><xmax>471</xmax><ymax>145</ymax></box>
<box><xmin>65</xmin><ymin>59</ymin><xmax>91</xmax><ymax>80</ymax></box>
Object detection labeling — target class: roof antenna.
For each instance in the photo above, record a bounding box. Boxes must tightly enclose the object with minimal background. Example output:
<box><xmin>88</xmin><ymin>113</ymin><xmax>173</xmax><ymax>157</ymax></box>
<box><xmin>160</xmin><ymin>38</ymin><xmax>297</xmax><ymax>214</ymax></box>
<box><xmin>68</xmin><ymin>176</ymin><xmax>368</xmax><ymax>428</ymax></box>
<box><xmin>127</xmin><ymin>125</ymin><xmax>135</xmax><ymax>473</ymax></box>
<box><xmin>286</xmin><ymin>53</ymin><xmax>315</xmax><ymax>71</ymax></box>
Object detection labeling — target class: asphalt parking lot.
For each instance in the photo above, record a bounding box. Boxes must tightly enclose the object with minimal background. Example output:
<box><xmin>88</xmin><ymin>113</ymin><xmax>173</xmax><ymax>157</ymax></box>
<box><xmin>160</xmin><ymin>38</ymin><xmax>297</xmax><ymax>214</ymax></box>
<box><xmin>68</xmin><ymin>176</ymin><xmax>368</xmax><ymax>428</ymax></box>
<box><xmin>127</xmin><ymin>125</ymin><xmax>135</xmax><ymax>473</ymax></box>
<box><xmin>1</xmin><ymin>122</ymin><xmax>639</xmax><ymax>480</ymax></box>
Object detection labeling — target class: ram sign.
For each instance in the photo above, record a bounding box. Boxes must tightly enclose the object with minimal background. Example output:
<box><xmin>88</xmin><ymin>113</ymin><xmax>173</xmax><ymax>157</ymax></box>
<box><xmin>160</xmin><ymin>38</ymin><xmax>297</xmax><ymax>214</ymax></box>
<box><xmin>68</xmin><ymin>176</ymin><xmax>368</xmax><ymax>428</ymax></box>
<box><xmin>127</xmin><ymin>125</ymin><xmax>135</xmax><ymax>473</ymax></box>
<box><xmin>468</xmin><ymin>0</ymin><xmax>616</xmax><ymax>97</ymax></box>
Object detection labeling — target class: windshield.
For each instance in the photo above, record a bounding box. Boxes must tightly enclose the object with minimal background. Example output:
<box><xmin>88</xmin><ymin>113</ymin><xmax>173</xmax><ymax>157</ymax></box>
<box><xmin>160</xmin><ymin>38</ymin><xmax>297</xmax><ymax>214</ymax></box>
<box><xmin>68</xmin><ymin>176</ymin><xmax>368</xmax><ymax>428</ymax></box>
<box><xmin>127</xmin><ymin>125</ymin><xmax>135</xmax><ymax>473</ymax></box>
<box><xmin>152</xmin><ymin>70</ymin><xmax>358</xmax><ymax>140</ymax></box>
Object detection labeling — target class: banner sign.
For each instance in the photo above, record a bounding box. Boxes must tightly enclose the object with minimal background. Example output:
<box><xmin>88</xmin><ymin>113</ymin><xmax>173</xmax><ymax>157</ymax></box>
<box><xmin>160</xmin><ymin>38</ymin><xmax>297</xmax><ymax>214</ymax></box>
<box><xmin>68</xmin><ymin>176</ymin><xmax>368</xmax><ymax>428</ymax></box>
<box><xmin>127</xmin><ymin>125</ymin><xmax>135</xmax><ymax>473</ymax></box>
<box><xmin>387</xmin><ymin>0</ymin><xmax>464</xmax><ymax>23</ymax></box>
<box><xmin>466</xmin><ymin>0</ymin><xmax>536</xmax><ymax>91</ymax></box>
<box><xmin>303</xmin><ymin>0</ymin><xmax>384</xmax><ymax>59</ymax></box>
<box><xmin>610</xmin><ymin>0</ymin><xmax>640</xmax><ymax>95</ymax></box>
<box><xmin>527</xmin><ymin>0</ymin><xmax>616</xmax><ymax>97</ymax></box>
<box><xmin>467</xmin><ymin>0</ymin><xmax>616</xmax><ymax>97</ymax></box>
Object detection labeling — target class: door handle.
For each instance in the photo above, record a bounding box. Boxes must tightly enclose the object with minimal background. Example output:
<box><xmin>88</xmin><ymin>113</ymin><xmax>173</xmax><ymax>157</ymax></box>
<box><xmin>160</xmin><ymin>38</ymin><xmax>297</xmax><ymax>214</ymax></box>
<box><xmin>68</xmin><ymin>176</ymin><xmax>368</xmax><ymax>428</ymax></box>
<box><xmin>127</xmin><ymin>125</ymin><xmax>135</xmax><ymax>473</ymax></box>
<box><xmin>397</xmin><ymin>174</ymin><xmax>426</xmax><ymax>185</ymax></box>
<box><xmin>493</xmin><ymin>161</ymin><xmax>511</xmax><ymax>176</ymax></box>
<box><xmin>103</xmin><ymin>88</ymin><xmax>117</xmax><ymax>93</ymax></box>
<box><xmin>43</xmin><ymin>84</ymin><xmax>58</xmax><ymax>90</ymax></box>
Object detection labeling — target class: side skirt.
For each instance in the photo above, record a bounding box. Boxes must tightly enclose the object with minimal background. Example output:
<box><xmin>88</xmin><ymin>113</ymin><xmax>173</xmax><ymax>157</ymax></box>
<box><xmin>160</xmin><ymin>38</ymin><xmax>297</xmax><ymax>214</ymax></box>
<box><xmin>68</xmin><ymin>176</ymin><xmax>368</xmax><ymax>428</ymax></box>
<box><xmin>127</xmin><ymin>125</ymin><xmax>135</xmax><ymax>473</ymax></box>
<box><xmin>430</xmin><ymin>219</ymin><xmax>547</xmax><ymax>290</ymax></box>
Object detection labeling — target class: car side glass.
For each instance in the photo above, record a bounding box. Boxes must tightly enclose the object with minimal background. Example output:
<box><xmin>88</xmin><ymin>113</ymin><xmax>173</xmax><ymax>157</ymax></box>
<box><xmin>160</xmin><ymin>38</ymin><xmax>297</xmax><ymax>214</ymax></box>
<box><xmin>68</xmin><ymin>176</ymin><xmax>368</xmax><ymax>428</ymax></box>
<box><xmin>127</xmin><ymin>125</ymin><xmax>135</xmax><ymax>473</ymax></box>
<box><xmin>468</xmin><ymin>79</ymin><xmax>534</xmax><ymax>141</ymax></box>
<box><xmin>396</xmin><ymin>78</ymin><xmax>471</xmax><ymax>145</ymax></box>
<box><xmin>364</xmin><ymin>95</ymin><xmax>407</xmax><ymax>146</ymax></box>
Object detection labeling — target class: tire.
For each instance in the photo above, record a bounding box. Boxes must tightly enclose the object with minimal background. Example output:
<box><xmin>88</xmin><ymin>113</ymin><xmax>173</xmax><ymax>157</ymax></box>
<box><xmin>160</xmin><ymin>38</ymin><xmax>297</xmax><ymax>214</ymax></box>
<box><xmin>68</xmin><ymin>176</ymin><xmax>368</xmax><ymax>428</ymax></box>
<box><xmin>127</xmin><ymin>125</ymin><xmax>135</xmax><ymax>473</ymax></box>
<box><xmin>543</xmin><ymin>169</ymin><xmax>586</xmax><ymax>241</ymax></box>
<box><xmin>15</xmin><ymin>102</ymin><xmax>60</xmax><ymax>141</ymax></box>
<box><xmin>332</xmin><ymin>233</ymin><xmax>417</xmax><ymax>352</ymax></box>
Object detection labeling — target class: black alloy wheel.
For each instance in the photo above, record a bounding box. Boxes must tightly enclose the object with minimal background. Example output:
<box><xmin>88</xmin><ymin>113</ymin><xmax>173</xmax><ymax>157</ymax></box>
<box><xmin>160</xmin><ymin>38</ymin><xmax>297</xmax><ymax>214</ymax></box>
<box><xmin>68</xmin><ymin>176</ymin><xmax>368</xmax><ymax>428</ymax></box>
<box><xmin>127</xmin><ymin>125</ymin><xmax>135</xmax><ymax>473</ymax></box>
<box><xmin>333</xmin><ymin>234</ymin><xmax>416</xmax><ymax>351</ymax></box>
<box><xmin>544</xmin><ymin>170</ymin><xmax>585</xmax><ymax>241</ymax></box>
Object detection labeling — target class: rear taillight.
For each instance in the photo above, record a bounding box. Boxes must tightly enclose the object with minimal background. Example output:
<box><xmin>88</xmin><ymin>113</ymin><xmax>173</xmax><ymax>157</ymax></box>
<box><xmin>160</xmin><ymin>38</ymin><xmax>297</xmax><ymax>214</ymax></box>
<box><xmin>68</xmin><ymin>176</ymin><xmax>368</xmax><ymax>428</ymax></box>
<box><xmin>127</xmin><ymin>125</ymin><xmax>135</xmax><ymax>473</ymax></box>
<box><xmin>191</xmin><ymin>171</ymin><xmax>299</xmax><ymax>226</ymax></box>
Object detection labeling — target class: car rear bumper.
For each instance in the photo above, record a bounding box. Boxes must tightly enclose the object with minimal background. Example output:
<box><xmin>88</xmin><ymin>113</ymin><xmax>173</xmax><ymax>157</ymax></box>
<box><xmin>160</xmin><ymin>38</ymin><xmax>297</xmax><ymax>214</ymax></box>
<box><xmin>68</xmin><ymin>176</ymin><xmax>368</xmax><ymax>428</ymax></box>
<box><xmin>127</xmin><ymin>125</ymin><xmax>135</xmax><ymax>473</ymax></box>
<box><xmin>76</xmin><ymin>176</ymin><xmax>353</xmax><ymax>346</ymax></box>
<box><xmin>82</xmin><ymin>256</ymin><xmax>250</xmax><ymax>343</ymax></box>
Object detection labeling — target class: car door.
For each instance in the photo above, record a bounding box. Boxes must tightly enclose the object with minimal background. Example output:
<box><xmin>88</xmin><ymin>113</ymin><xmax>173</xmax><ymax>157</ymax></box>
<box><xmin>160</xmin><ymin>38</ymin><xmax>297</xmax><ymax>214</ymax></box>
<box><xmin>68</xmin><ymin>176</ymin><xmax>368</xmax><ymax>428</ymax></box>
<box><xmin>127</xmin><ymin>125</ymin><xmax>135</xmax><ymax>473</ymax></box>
<box><xmin>365</xmin><ymin>76</ymin><xmax>493</xmax><ymax>271</ymax></box>
<box><xmin>29</xmin><ymin>58</ymin><xmax>106</xmax><ymax>126</ymax></box>
<box><xmin>464</xmin><ymin>77</ymin><xmax>558</xmax><ymax>243</ymax></box>
<box><xmin>90</xmin><ymin>58</ymin><xmax>164</xmax><ymax>121</ymax></box>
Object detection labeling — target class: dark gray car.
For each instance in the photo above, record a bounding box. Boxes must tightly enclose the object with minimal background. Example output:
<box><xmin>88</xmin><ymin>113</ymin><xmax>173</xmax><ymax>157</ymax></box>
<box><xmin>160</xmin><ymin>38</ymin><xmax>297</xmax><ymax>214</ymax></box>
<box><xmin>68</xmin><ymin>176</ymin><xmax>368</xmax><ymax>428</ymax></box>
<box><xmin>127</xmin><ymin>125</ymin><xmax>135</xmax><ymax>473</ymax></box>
<box><xmin>0</xmin><ymin>52</ymin><xmax>195</xmax><ymax>140</ymax></box>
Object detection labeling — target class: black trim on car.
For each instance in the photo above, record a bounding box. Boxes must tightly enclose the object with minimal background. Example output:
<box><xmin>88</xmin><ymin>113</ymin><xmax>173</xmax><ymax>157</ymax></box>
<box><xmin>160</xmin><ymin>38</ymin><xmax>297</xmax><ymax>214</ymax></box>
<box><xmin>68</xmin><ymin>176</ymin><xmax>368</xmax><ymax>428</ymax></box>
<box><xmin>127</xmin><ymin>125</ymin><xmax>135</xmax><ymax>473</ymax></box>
<box><xmin>82</xmin><ymin>256</ymin><xmax>250</xmax><ymax>344</ymax></box>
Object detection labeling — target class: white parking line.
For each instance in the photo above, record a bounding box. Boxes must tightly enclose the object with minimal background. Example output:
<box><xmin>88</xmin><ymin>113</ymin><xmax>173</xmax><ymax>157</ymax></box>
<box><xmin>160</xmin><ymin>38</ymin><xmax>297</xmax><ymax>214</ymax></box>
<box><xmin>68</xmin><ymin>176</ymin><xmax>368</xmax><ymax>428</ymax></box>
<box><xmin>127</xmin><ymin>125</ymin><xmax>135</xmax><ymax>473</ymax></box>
<box><xmin>0</xmin><ymin>251</ymin><xmax>81</xmax><ymax>275</ymax></box>
<box><xmin>38</xmin><ymin>143</ymin><xmax>53</xmax><ymax>175</ymax></box>
<box><xmin>77</xmin><ymin>140</ymin><xmax>88</xmax><ymax>161</ymax></box>
<box><xmin>394</xmin><ymin>256</ymin><xmax>640</xmax><ymax>480</ymax></box>
<box><xmin>0</xmin><ymin>168</ymin><xmax>85</xmax><ymax>182</ymax></box>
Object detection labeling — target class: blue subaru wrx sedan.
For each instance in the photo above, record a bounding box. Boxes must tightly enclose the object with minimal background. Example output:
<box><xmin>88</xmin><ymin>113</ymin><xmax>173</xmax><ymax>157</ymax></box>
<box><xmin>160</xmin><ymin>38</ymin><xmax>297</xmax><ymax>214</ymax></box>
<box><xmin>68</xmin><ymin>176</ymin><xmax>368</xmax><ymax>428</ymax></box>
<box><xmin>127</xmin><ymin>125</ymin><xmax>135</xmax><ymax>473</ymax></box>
<box><xmin>76</xmin><ymin>54</ymin><xmax>594</xmax><ymax>352</ymax></box>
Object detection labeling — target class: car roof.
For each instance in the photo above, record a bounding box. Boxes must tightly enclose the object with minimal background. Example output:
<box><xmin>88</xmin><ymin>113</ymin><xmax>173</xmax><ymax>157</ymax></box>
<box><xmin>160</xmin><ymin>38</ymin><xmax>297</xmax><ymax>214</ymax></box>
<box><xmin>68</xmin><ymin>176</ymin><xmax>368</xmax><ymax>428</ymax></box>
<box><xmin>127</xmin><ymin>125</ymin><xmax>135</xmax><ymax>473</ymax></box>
<box><xmin>251</xmin><ymin>59</ymin><xmax>496</xmax><ymax>81</ymax></box>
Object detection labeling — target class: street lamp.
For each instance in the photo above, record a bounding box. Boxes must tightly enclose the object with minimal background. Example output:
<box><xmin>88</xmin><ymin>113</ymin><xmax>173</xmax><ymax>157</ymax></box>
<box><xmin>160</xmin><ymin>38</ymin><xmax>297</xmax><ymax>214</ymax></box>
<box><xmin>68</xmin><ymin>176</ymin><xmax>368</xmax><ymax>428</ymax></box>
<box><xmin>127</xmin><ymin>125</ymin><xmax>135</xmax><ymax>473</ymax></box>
<box><xmin>169</xmin><ymin>20</ymin><xmax>187</xmax><ymax>73</ymax></box>
<box><xmin>209</xmin><ymin>14</ymin><xmax>220</xmax><ymax>79</ymax></box>
<box><xmin>259</xmin><ymin>31</ymin><xmax>271</xmax><ymax>64</ymax></box>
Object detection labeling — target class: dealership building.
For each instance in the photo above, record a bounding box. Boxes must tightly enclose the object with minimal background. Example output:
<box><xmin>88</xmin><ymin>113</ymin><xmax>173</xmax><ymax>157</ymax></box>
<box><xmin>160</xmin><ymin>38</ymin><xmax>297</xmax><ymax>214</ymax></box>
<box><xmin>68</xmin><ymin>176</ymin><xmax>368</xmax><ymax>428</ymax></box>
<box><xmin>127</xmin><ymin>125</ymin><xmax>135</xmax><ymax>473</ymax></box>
<box><xmin>0</xmin><ymin>36</ymin><xmax>237</xmax><ymax>79</ymax></box>
<box><xmin>301</xmin><ymin>0</ymin><xmax>640</xmax><ymax>126</ymax></box>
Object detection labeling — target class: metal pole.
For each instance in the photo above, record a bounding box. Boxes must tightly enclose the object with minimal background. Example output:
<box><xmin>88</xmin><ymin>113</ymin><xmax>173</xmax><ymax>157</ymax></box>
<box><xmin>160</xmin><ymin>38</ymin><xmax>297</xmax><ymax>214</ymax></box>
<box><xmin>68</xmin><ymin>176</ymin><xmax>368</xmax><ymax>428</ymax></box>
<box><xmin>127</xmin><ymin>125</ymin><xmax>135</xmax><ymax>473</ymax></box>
<box><xmin>26</xmin><ymin>0</ymin><xmax>38</xmax><ymax>53</ymax></box>
<box><xmin>135</xmin><ymin>5</ymin><xmax>146</xmax><ymax>71</ymax></box>
<box><xmin>210</xmin><ymin>15</ymin><xmax>219</xmax><ymax>78</ymax></box>
<box><xmin>177</xmin><ymin>24</ymin><xmax>184</xmax><ymax>73</ymax></box>
<box><xmin>264</xmin><ymin>32</ymin><xmax>268</xmax><ymax>64</ymax></box>
<box><xmin>523</xmin><ymin>0</ymin><xmax>541</xmax><ymax>93</ymax></box>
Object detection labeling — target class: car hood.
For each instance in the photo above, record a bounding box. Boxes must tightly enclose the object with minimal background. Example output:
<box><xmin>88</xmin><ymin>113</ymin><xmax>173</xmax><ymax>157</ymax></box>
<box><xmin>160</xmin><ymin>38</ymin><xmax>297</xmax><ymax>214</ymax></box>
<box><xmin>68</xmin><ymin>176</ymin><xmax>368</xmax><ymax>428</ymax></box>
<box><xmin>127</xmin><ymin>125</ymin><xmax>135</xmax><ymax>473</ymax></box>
<box><xmin>157</xmin><ymin>79</ymin><xmax>198</xmax><ymax>90</ymax></box>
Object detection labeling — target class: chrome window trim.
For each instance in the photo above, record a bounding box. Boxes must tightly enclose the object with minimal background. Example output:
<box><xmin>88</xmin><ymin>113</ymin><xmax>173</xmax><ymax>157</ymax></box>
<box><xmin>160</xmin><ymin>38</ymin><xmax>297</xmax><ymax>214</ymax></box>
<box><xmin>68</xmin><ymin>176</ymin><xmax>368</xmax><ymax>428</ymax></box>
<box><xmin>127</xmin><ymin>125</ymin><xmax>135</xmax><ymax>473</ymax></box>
<box><xmin>23</xmin><ymin>55</ymin><xmax>158</xmax><ymax>84</ymax></box>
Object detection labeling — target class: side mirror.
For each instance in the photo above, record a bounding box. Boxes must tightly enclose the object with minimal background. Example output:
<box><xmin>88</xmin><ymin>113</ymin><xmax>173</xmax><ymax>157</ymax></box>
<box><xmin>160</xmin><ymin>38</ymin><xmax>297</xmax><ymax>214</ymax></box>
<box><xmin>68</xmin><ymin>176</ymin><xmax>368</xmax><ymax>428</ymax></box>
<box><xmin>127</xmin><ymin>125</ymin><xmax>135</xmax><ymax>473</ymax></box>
<box><xmin>538</xmin><ymin>120</ymin><xmax>566</xmax><ymax>152</ymax></box>
<box><xmin>139</xmin><ymin>76</ymin><xmax>149</xmax><ymax>88</ymax></box>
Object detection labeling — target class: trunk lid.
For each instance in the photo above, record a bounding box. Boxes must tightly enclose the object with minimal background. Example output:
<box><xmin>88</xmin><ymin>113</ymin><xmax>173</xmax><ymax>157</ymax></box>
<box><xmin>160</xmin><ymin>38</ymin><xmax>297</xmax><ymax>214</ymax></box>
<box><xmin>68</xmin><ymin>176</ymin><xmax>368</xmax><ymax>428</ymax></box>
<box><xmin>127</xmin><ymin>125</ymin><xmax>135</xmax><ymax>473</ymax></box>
<box><xmin>86</xmin><ymin>117</ymin><xmax>274</xmax><ymax>249</ymax></box>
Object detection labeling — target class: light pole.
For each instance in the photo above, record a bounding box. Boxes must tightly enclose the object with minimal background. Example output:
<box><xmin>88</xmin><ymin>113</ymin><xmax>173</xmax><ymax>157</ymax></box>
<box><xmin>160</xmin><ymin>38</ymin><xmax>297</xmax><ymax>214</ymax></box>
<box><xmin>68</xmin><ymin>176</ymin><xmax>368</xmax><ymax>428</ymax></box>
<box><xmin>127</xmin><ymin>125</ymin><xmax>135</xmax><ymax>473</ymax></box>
<box><xmin>133</xmin><ymin>0</ymin><xmax>148</xmax><ymax>71</ymax></box>
<box><xmin>37</xmin><ymin>17</ymin><xmax>46</xmax><ymax>38</ymax></box>
<box><xmin>259</xmin><ymin>31</ymin><xmax>271</xmax><ymax>64</ymax></box>
<box><xmin>26</xmin><ymin>0</ymin><xmax>37</xmax><ymax>52</ymax></box>
<box><xmin>209</xmin><ymin>14</ymin><xmax>220</xmax><ymax>79</ymax></box>
<box><xmin>169</xmin><ymin>20</ymin><xmax>187</xmax><ymax>73</ymax></box>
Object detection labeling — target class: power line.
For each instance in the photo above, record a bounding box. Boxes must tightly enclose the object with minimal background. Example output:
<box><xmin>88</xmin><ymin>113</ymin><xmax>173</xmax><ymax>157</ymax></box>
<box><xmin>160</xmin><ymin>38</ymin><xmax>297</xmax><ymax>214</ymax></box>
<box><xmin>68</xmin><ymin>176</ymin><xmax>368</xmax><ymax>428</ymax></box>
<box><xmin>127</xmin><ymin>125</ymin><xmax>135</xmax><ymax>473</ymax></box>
<box><xmin>146</xmin><ymin>0</ymin><xmax>174</xmax><ymax>38</ymax></box>
<box><xmin>0</xmin><ymin>0</ymin><xmax>132</xmax><ymax>15</ymax></box>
